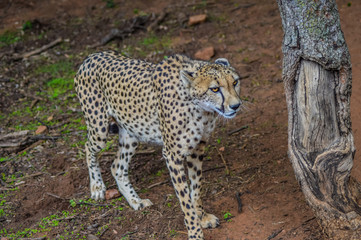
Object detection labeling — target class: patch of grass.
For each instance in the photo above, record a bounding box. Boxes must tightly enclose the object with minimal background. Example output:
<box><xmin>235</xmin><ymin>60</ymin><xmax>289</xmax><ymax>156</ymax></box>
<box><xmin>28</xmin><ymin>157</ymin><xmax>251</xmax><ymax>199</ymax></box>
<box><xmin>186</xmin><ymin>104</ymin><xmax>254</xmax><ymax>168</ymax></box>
<box><xmin>69</xmin><ymin>199</ymin><xmax>77</xmax><ymax>208</ymax></box>
<box><xmin>223</xmin><ymin>211</ymin><xmax>232</xmax><ymax>222</ymax></box>
<box><xmin>35</xmin><ymin>60</ymin><xmax>74</xmax><ymax>78</ymax></box>
<box><xmin>141</xmin><ymin>34</ymin><xmax>171</xmax><ymax>49</ymax></box>
<box><xmin>35</xmin><ymin>60</ymin><xmax>76</xmax><ymax>99</ymax></box>
<box><xmin>0</xmin><ymin>30</ymin><xmax>21</xmax><ymax>47</ymax></box>
<box><xmin>70</xmin><ymin>139</ymin><xmax>87</xmax><ymax>148</ymax></box>
<box><xmin>46</xmin><ymin>78</ymin><xmax>74</xmax><ymax>99</ymax></box>
<box><xmin>141</xmin><ymin>35</ymin><xmax>158</xmax><ymax>46</ymax></box>
<box><xmin>0</xmin><ymin>157</ymin><xmax>10</xmax><ymax>162</ymax></box>
<box><xmin>155</xmin><ymin>169</ymin><xmax>165</xmax><ymax>177</ymax></box>
<box><xmin>120</xmin><ymin>45</ymin><xmax>135</xmax><ymax>57</ymax></box>
<box><xmin>135</xmin><ymin>33</ymin><xmax>172</xmax><ymax>57</ymax></box>
<box><xmin>103</xmin><ymin>0</ymin><xmax>115</xmax><ymax>8</ymax></box>
<box><xmin>209</xmin><ymin>13</ymin><xmax>227</xmax><ymax>23</ymax></box>
<box><xmin>22</xmin><ymin>20</ymin><xmax>33</xmax><ymax>31</ymax></box>
<box><xmin>133</xmin><ymin>8</ymin><xmax>148</xmax><ymax>16</ymax></box>
<box><xmin>192</xmin><ymin>0</ymin><xmax>207</xmax><ymax>10</ymax></box>
<box><xmin>1</xmin><ymin>210</ymin><xmax>79</xmax><ymax>239</ymax></box>
<box><xmin>169</xmin><ymin>229</ymin><xmax>178</xmax><ymax>237</ymax></box>
<box><xmin>13</xmin><ymin>121</ymin><xmax>39</xmax><ymax>131</ymax></box>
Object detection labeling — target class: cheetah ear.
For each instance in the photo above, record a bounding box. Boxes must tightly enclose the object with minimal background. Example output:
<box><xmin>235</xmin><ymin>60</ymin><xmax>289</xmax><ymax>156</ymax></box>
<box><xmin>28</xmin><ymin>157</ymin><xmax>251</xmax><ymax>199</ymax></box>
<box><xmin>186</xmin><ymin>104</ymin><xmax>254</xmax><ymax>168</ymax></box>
<box><xmin>180</xmin><ymin>70</ymin><xmax>194</xmax><ymax>88</ymax></box>
<box><xmin>215</xmin><ymin>58</ymin><xmax>230</xmax><ymax>67</ymax></box>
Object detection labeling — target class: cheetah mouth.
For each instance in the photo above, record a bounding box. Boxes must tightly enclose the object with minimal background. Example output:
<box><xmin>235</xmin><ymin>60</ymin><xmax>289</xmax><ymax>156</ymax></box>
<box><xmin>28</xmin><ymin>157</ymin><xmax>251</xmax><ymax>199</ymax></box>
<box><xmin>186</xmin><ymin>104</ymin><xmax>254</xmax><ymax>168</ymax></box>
<box><xmin>214</xmin><ymin>107</ymin><xmax>237</xmax><ymax>119</ymax></box>
<box><xmin>223</xmin><ymin>111</ymin><xmax>237</xmax><ymax>118</ymax></box>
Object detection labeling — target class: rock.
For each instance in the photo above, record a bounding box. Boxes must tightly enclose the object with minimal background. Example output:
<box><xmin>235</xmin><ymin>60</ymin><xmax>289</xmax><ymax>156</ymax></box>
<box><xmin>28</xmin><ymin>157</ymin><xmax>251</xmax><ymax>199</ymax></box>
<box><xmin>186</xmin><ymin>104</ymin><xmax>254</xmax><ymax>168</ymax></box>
<box><xmin>177</xmin><ymin>12</ymin><xmax>188</xmax><ymax>25</ymax></box>
<box><xmin>35</xmin><ymin>125</ymin><xmax>47</xmax><ymax>135</ymax></box>
<box><xmin>105</xmin><ymin>189</ymin><xmax>121</xmax><ymax>200</ymax></box>
<box><xmin>188</xmin><ymin>14</ymin><xmax>207</xmax><ymax>26</ymax></box>
<box><xmin>34</xmin><ymin>145</ymin><xmax>44</xmax><ymax>152</ymax></box>
<box><xmin>194</xmin><ymin>46</ymin><xmax>215</xmax><ymax>61</ymax></box>
<box><xmin>87</xmin><ymin>234</ymin><xmax>99</xmax><ymax>240</ymax></box>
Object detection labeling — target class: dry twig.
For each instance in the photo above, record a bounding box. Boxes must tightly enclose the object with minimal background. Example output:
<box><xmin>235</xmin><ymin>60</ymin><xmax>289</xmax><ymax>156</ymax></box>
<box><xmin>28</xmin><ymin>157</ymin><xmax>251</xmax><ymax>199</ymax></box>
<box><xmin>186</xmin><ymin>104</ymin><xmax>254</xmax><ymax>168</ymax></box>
<box><xmin>203</xmin><ymin>166</ymin><xmax>225</xmax><ymax>173</ymax></box>
<box><xmin>91</xmin><ymin>16</ymin><xmax>149</xmax><ymax>48</ymax></box>
<box><xmin>231</xmin><ymin>3</ymin><xmax>256</xmax><ymax>12</ymax></box>
<box><xmin>13</xmin><ymin>37</ymin><xmax>62</xmax><ymax>60</ymax></box>
<box><xmin>19</xmin><ymin>237</ymin><xmax>47</xmax><ymax>240</ymax></box>
<box><xmin>147</xmin><ymin>12</ymin><xmax>168</xmax><ymax>32</ymax></box>
<box><xmin>266</xmin><ymin>228</ymin><xmax>283</xmax><ymax>240</ymax></box>
<box><xmin>46</xmin><ymin>192</ymin><xmax>70</xmax><ymax>200</ymax></box>
<box><xmin>119</xmin><ymin>230</ymin><xmax>138</xmax><ymax>239</ymax></box>
<box><xmin>216</xmin><ymin>147</ymin><xmax>230</xmax><ymax>175</ymax></box>
<box><xmin>235</xmin><ymin>192</ymin><xmax>243</xmax><ymax>213</ymax></box>
<box><xmin>0</xmin><ymin>131</ymin><xmax>60</xmax><ymax>153</ymax></box>
<box><xmin>17</xmin><ymin>140</ymin><xmax>43</xmax><ymax>156</ymax></box>
<box><xmin>148</xmin><ymin>180</ymin><xmax>169</xmax><ymax>189</ymax></box>
<box><xmin>228</xmin><ymin>125</ymin><xmax>249</xmax><ymax>135</ymax></box>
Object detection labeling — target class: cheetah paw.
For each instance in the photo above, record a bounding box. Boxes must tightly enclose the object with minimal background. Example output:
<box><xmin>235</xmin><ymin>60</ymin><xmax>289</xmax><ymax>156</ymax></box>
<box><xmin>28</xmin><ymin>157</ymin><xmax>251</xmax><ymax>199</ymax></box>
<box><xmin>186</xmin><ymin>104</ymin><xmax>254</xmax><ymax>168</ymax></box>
<box><xmin>200</xmin><ymin>213</ymin><xmax>220</xmax><ymax>229</ymax></box>
<box><xmin>131</xmin><ymin>199</ymin><xmax>153</xmax><ymax>210</ymax></box>
<box><xmin>90</xmin><ymin>183</ymin><xmax>106</xmax><ymax>200</ymax></box>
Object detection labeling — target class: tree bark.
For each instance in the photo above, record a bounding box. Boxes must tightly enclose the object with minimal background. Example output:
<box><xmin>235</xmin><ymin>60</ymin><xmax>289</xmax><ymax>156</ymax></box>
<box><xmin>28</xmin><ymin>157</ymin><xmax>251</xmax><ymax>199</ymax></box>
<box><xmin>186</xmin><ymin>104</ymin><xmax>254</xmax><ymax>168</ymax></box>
<box><xmin>277</xmin><ymin>0</ymin><xmax>361</xmax><ymax>239</ymax></box>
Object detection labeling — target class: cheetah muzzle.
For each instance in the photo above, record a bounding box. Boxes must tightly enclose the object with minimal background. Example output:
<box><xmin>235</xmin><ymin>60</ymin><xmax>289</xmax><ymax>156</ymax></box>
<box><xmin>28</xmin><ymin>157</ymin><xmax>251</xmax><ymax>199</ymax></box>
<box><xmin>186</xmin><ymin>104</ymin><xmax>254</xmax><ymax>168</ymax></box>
<box><xmin>74</xmin><ymin>51</ymin><xmax>242</xmax><ymax>240</ymax></box>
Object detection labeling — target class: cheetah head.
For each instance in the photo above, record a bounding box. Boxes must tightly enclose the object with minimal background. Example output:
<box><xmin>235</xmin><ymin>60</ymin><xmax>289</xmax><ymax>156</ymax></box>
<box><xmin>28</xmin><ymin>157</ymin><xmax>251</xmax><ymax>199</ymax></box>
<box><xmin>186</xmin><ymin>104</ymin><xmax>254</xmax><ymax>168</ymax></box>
<box><xmin>180</xmin><ymin>58</ymin><xmax>242</xmax><ymax>119</ymax></box>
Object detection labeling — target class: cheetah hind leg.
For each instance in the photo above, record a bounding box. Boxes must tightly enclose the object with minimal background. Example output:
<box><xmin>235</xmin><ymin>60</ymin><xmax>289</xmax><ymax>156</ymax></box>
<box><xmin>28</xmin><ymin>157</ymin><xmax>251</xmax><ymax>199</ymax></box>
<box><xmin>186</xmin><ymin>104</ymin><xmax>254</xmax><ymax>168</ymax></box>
<box><xmin>111</xmin><ymin>129</ymin><xmax>153</xmax><ymax>210</ymax></box>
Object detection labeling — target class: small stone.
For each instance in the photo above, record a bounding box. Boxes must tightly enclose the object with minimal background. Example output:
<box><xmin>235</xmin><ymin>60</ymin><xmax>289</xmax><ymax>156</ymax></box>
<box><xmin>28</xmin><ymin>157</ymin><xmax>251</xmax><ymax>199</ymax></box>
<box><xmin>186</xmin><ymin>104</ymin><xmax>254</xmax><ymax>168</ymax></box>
<box><xmin>34</xmin><ymin>145</ymin><xmax>44</xmax><ymax>152</ymax></box>
<box><xmin>87</xmin><ymin>234</ymin><xmax>99</xmax><ymax>240</ymax></box>
<box><xmin>188</xmin><ymin>14</ymin><xmax>207</xmax><ymax>26</ymax></box>
<box><xmin>35</xmin><ymin>125</ymin><xmax>47</xmax><ymax>135</ymax></box>
<box><xmin>105</xmin><ymin>189</ymin><xmax>121</xmax><ymax>200</ymax></box>
<box><xmin>177</xmin><ymin>12</ymin><xmax>188</xmax><ymax>25</ymax></box>
<box><xmin>194</xmin><ymin>46</ymin><xmax>215</xmax><ymax>61</ymax></box>
<box><xmin>87</xmin><ymin>223</ymin><xmax>99</xmax><ymax>230</ymax></box>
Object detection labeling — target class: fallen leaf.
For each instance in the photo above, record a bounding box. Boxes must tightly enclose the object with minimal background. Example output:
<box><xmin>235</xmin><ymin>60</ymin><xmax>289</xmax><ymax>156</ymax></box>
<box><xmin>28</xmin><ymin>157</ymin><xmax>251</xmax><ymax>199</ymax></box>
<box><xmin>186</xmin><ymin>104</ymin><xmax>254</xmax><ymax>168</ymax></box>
<box><xmin>35</xmin><ymin>125</ymin><xmax>47</xmax><ymax>135</ymax></box>
<box><xmin>105</xmin><ymin>189</ymin><xmax>121</xmax><ymax>200</ymax></box>
<box><xmin>188</xmin><ymin>14</ymin><xmax>207</xmax><ymax>26</ymax></box>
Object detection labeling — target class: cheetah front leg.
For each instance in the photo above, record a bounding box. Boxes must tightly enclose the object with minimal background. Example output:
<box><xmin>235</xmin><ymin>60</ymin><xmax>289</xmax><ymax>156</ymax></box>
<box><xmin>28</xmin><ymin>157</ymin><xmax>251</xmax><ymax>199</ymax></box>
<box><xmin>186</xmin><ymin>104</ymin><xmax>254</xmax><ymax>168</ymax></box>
<box><xmin>186</xmin><ymin>141</ymin><xmax>219</xmax><ymax>229</ymax></box>
<box><xmin>85</xmin><ymin>139</ymin><xmax>107</xmax><ymax>200</ymax></box>
<box><xmin>164</xmin><ymin>149</ymin><xmax>204</xmax><ymax>240</ymax></box>
<box><xmin>111</xmin><ymin>129</ymin><xmax>153</xmax><ymax>210</ymax></box>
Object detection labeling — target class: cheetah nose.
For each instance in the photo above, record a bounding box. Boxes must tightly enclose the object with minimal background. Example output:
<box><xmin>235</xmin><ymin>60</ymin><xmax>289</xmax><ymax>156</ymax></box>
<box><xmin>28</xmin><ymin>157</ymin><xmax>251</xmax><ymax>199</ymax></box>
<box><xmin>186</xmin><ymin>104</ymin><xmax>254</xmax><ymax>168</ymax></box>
<box><xmin>230</xmin><ymin>103</ymin><xmax>240</xmax><ymax>111</ymax></box>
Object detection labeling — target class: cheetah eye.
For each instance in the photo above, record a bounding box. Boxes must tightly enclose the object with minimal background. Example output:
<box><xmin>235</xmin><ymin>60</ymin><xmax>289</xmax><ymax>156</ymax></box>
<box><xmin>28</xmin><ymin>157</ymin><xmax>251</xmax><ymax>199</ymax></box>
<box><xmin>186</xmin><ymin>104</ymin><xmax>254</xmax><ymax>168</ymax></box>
<box><xmin>210</xmin><ymin>87</ymin><xmax>220</xmax><ymax>93</ymax></box>
<box><xmin>233</xmin><ymin>80</ymin><xmax>238</xmax><ymax>86</ymax></box>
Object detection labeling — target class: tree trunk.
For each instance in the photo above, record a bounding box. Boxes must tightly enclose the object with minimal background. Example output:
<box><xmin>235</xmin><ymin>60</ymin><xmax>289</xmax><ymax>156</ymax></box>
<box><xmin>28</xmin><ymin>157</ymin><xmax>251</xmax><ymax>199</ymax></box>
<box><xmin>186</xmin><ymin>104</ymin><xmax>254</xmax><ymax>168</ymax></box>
<box><xmin>277</xmin><ymin>0</ymin><xmax>361</xmax><ymax>239</ymax></box>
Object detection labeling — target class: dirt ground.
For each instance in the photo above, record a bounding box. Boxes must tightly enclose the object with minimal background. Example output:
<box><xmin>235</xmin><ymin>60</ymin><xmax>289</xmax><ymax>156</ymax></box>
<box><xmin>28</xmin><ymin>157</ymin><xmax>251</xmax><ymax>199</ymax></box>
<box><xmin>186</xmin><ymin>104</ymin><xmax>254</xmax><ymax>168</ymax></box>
<box><xmin>0</xmin><ymin>0</ymin><xmax>360</xmax><ymax>239</ymax></box>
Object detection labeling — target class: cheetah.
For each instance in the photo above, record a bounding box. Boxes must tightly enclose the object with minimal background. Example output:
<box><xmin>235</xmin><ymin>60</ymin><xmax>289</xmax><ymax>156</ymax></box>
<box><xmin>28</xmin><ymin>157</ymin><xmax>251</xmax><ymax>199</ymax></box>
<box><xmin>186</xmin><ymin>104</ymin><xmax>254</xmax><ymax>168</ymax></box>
<box><xmin>74</xmin><ymin>51</ymin><xmax>242</xmax><ymax>239</ymax></box>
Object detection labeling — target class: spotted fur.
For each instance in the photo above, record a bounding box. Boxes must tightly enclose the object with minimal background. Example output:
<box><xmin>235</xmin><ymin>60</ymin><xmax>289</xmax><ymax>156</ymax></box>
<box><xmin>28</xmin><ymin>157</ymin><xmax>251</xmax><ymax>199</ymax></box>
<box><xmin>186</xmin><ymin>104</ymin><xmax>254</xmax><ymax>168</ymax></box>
<box><xmin>74</xmin><ymin>51</ymin><xmax>242</xmax><ymax>239</ymax></box>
